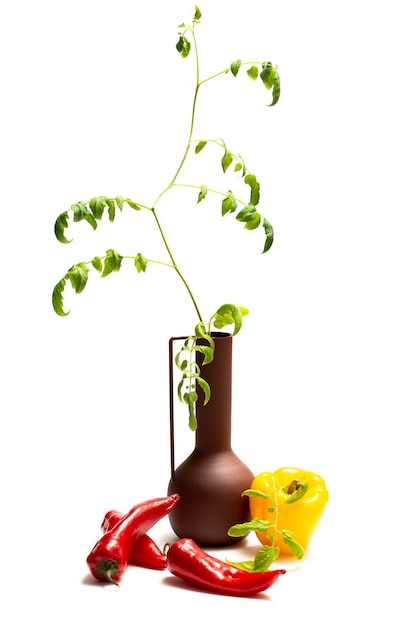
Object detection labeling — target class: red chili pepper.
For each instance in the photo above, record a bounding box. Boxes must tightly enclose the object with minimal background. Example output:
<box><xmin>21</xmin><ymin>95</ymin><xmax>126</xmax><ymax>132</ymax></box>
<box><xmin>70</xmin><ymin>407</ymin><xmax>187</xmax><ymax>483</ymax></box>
<box><xmin>86</xmin><ymin>494</ymin><xmax>179</xmax><ymax>585</ymax></box>
<box><xmin>101</xmin><ymin>510</ymin><xmax>167</xmax><ymax>570</ymax></box>
<box><xmin>165</xmin><ymin>538</ymin><xmax>286</xmax><ymax>596</ymax></box>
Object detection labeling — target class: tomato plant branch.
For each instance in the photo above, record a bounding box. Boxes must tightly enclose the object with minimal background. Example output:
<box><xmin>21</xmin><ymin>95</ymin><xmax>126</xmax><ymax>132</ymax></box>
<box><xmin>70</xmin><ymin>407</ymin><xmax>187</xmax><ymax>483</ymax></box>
<box><xmin>51</xmin><ymin>6</ymin><xmax>280</xmax><ymax>428</ymax></box>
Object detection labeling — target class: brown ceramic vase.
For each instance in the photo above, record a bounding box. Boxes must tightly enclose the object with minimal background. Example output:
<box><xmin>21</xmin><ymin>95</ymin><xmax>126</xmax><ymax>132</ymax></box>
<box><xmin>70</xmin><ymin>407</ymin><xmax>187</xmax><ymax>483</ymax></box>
<box><xmin>167</xmin><ymin>332</ymin><xmax>254</xmax><ymax>546</ymax></box>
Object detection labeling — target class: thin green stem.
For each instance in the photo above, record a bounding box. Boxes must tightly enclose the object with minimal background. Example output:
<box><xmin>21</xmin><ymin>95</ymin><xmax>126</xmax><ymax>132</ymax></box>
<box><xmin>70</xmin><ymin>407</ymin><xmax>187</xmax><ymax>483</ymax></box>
<box><xmin>152</xmin><ymin>27</ymin><xmax>201</xmax><ymax>208</ymax></box>
<box><xmin>271</xmin><ymin>474</ymin><xmax>280</xmax><ymax>549</ymax></box>
<box><xmin>88</xmin><ymin>254</ymin><xmax>175</xmax><ymax>270</ymax></box>
<box><xmin>151</xmin><ymin>208</ymin><xmax>203</xmax><ymax>322</ymax></box>
<box><xmin>198</xmin><ymin>61</ymin><xmax>265</xmax><ymax>87</ymax></box>
<box><xmin>149</xmin><ymin>24</ymin><xmax>204</xmax><ymax>324</ymax></box>
<box><xmin>198</xmin><ymin>69</ymin><xmax>229</xmax><ymax>86</ymax></box>
<box><xmin>172</xmin><ymin>182</ymin><xmax>249</xmax><ymax>213</ymax></box>
<box><xmin>173</xmin><ymin>182</ymin><xmax>224</xmax><ymax>196</ymax></box>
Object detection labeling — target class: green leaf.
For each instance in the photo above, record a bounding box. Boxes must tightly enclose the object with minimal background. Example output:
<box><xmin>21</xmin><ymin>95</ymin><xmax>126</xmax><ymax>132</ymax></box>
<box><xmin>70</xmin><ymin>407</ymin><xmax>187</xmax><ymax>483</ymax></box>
<box><xmin>260</xmin><ymin>61</ymin><xmax>276</xmax><ymax>89</ymax></box>
<box><xmin>101</xmin><ymin>249</ymin><xmax>123</xmax><ymax>277</ymax></box>
<box><xmin>228</xmin><ymin>518</ymin><xmax>271</xmax><ymax>537</ymax></box>
<box><xmin>194</xmin><ymin>324</ymin><xmax>205</xmax><ymax>338</ymax></box>
<box><xmin>115</xmin><ymin>196</ymin><xmax>124</xmax><ymax>211</ymax></box>
<box><xmin>230</xmin><ymin>59</ymin><xmax>241</xmax><ymax>77</ymax></box>
<box><xmin>195</xmin><ymin>375</ymin><xmax>211</xmax><ymax>405</ymax></box>
<box><xmin>54</xmin><ymin>212</ymin><xmax>72</xmax><ymax>244</ymax></box>
<box><xmin>71</xmin><ymin>201</ymin><xmax>97</xmax><ymax>231</ymax></box>
<box><xmin>106</xmin><ymin>198</ymin><xmax>115</xmax><ymax>222</ymax></box>
<box><xmin>234</xmin><ymin>154</ymin><xmax>247</xmax><ymax>177</ymax></box>
<box><xmin>245</xmin><ymin>212</ymin><xmax>261</xmax><ymax>230</ymax></box>
<box><xmin>260</xmin><ymin>62</ymin><xmax>280</xmax><ymax>106</ymax></box>
<box><xmin>221</xmin><ymin>191</ymin><xmax>237</xmax><ymax>216</ymax></box>
<box><xmin>262</xmin><ymin>218</ymin><xmax>274</xmax><ymax>253</ymax></box>
<box><xmin>197</xmin><ymin>185</ymin><xmax>208</xmax><ymax>203</ymax></box>
<box><xmin>174</xmin><ymin>347</ymin><xmax>184</xmax><ymax>370</ymax></box>
<box><xmin>177</xmin><ymin>377</ymin><xmax>185</xmax><ymax>403</ymax></box>
<box><xmin>193</xmin><ymin>6</ymin><xmax>202</xmax><ymax>21</ymax></box>
<box><xmin>189</xmin><ymin>407</ymin><xmax>197</xmax><ymax>431</ymax></box>
<box><xmin>221</xmin><ymin>150</ymin><xmax>233</xmax><ymax>173</ymax></box>
<box><xmin>176</xmin><ymin>35</ymin><xmax>191</xmax><ymax>58</ymax></box>
<box><xmin>134</xmin><ymin>253</ymin><xmax>148</xmax><ymax>273</ymax></box>
<box><xmin>212</xmin><ymin>304</ymin><xmax>248</xmax><ymax>335</ymax></box>
<box><xmin>180</xmin><ymin>336</ymin><xmax>195</xmax><ymax>353</ymax></box>
<box><xmin>71</xmin><ymin>201</ymin><xmax>87</xmax><ymax>222</ymax></box>
<box><xmin>236</xmin><ymin>204</ymin><xmax>257</xmax><ymax>223</ymax></box>
<box><xmin>281</xmin><ymin>530</ymin><xmax>305</xmax><ymax>560</ymax></box>
<box><xmin>89</xmin><ymin>196</ymin><xmax>107</xmax><ymax>220</ymax></box>
<box><xmin>270</xmin><ymin>72</ymin><xmax>281</xmax><ymax>106</ymax></box>
<box><xmin>184</xmin><ymin>391</ymin><xmax>198</xmax><ymax>404</ymax></box>
<box><xmin>195</xmin><ymin>322</ymin><xmax>214</xmax><ymax>349</ymax></box>
<box><xmin>194</xmin><ymin>344</ymin><xmax>214</xmax><ymax>365</ymax></box>
<box><xmin>253</xmin><ymin>546</ymin><xmax>280</xmax><ymax>572</ymax></box>
<box><xmin>226</xmin><ymin>560</ymin><xmax>255</xmax><ymax>572</ymax></box>
<box><xmin>212</xmin><ymin>304</ymin><xmax>241</xmax><ymax>334</ymax></box>
<box><xmin>184</xmin><ymin>391</ymin><xmax>198</xmax><ymax>431</ymax></box>
<box><xmin>195</xmin><ymin>140</ymin><xmax>207</xmax><ymax>154</ymax></box>
<box><xmin>52</xmin><ymin>277</ymin><xmax>69</xmax><ymax>316</ymax></box>
<box><xmin>241</xmin><ymin>489</ymin><xmax>271</xmax><ymax>499</ymax></box>
<box><xmin>244</xmin><ymin>173</ymin><xmax>260</xmax><ymax>205</ymax></box>
<box><xmin>92</xmin><ymin>256</ymin><xmax>102</xmax><ymax>272</ymax></box>
<box><xmin>125</xmin><ymin>198</ymin><xmax>141</xmax><ymax>211</ymax></box>
<box><xmin>247</xmin><ymin>65</ymin><xmax>259</xmax><ymax>80</ymax></box>
<box><xmin>68</xmin><ymin>262</ymin><xmax>89</xmax><ymax>294</ymax></box>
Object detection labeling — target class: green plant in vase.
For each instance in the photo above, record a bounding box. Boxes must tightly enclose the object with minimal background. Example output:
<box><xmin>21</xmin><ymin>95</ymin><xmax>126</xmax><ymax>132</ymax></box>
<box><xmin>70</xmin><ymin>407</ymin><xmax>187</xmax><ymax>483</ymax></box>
<box><xmin>52</xmin><ymin>5</ymin><xmax>280</xmax><ymax>432</ymax></box>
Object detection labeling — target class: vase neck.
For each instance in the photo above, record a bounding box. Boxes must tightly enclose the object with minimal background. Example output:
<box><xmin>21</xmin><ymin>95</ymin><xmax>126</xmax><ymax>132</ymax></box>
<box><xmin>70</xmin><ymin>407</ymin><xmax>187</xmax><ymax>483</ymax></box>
<box><xmin>195</xmin><ymin>333</ymin><xmax>232</xmax><ymax>452</ymax></box>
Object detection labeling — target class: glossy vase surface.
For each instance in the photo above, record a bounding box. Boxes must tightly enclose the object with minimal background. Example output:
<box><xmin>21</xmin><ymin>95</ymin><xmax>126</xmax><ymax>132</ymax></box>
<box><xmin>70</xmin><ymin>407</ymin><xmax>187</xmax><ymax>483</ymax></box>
<box><xmin>167</xmin><ymin>332</ymin><xmax>254</xmax><ymax>546</ymax></box>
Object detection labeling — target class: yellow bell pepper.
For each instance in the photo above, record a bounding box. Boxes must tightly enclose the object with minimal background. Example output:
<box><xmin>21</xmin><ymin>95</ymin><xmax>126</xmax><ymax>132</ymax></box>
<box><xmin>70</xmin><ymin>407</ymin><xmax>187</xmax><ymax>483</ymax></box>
<box><xmin>249</xmin><ymin>467</ymin><xmax>329</xmax><ymax>556</ymax></box>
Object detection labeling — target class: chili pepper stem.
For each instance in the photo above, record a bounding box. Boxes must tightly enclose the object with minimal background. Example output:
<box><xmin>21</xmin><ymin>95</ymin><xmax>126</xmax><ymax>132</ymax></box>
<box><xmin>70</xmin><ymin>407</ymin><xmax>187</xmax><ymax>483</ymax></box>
<box><xmin>105</xmin><ymin>573</ymin><xmax>120</xmax><ymax>587</ymax></box>
<box><xmin>95</xmin><ymin>559</ymin><xmax>120</xmax><ymax>586</ymax></box>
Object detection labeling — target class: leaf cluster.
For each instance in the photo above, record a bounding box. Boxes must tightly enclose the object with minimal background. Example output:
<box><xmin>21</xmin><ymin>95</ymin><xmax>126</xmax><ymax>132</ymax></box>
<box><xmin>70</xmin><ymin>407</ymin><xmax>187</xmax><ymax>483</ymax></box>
<box><xmin>230</xmin><ymin>59</ymin><xmax>280</xmax><ymax>107</ymax></box>
<box><xmin>175</xmin><ymin>327</ymin><xmax>214</xmax><ymax>431</ymax></box>
<box><xmin>176</xmin><ymin>6</ymin><xmax>202</xmax><ymax>58</ymax></box>
<box><xmin>52</xmin><ymin>249</ymin><xmax>148</xmax><ymax>317</ymax></box>
<box><xmin>175</xmin><ymin>305</ymin><xmax>248</xmax><ymax>430</ymax></box>
<box><xmin>54</xmin><ymin>196</ymin><xmax>144</xmax><ymax>245</ymax></box>
<box><xmin>227</xmin><ymin>484</ymin><xmax>308</xmax><ymax>572</ymax></box>
<box><xmin>194</xmin><ymin>140</ymin><xmax>274</xmax><ymax>253</ymax></box>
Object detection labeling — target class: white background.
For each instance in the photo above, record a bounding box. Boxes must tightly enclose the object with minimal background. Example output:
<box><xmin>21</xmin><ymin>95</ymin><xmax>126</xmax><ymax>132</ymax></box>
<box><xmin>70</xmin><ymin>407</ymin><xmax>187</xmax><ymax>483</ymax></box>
<box><xmin>1</xmin><ymin>0</ymin><xmax>416</xmax><ymax>623</ymax></box>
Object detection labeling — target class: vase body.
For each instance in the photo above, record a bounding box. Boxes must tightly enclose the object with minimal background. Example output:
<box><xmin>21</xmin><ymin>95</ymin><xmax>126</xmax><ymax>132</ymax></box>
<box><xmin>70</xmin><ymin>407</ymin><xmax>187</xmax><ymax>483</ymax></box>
<box><xmin>167</xmin><ymin>332</ymin><xmax>254</xmax><ymax>546</ymax></box>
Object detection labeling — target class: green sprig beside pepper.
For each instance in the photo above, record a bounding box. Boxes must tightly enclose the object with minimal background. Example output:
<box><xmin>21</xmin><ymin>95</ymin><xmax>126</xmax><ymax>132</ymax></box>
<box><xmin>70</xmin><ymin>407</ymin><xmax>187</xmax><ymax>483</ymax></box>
<box><xmin>228</xmin><ymin>467</ymin><xmax>329</xmax><ymax>571</ymax></box>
